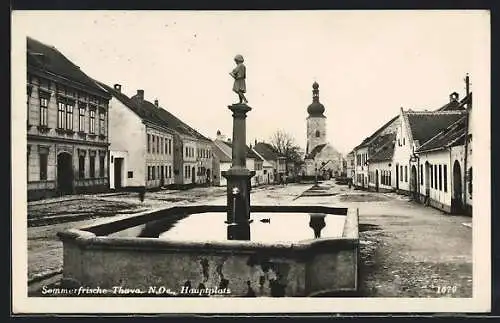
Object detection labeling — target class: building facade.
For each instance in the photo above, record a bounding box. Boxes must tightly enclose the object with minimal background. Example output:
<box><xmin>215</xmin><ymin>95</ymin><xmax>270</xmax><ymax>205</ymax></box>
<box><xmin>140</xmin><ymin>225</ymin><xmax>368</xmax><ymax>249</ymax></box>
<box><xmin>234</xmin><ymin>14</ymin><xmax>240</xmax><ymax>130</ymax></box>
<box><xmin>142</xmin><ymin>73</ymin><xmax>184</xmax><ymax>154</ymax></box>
<box><xmin>350</xmin><ymin>87</ymin><xmax>472</xmax><ymax>215</ymax></box>
<box><xmin>415</xmin><ymin>114</ymin><xmax>469</xmax><ymax>213</ymax></box>
<box><xmin>100</xmin><ymin>84</ymin><xmax>175</xmax><ymax>190</ymax></box>
<box><xmin>352</xmin><ymin>116</ymin><xmax>399</xmax><ymax>190</ymax></box>
<box><xmin>212</xmin><ymin>134</ymin><xmax>262</xmax><ymax>187</ymax></box>
<box><xmin>27</xmin><ymin>37</ymin><xmax>111</xmax><ymax>200</ymax></box>
<box><xmin>253</xmin><ymin>141</ymin><xmax>282</xmax><ymax>184</ymax></box>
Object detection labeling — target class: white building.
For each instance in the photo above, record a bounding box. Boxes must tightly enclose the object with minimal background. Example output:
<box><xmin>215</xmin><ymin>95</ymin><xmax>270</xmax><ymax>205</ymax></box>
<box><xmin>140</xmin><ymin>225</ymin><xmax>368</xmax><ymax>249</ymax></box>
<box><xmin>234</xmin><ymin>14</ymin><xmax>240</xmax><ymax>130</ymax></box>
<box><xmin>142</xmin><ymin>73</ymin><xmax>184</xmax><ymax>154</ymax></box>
<box><xmin>212</xmin><ymin>133</ymin><xmax>263</xmax><ymax>187</ymax></box>
<box><xmin>367</xmin><ymin>133</ymin><xmax>396</xmax><ymax>192</ymax></box>
<box><xmin>101</xmin><ymin>83</ymin><xmax>213</xmax><ymax>190</ymax></box>
<box><xmin>353</xmin><ymin>116</ymin><xmax>399</xmax><ymax>189</ymax></box>
<box><xmin>252</xmin><ymin>141</ymin><xmax>281</xmax><ymax>184</ymax></box>
<box><xmin>345</xmin><ymin>151</ymin><xmax>355</xmax><ymax>180</ymax></box>
<box><xmin>412</xmin><ymin>98</ymin><xmax>472</xmax><ymax>213</ymax></box>
<box><xmin>101</xmin><ymin>84</ymin><xmax>175</xmax><ymax>190</ymax></box>
<box><xmin>393</xmin><ymin>102</ymin><xmax>465</xmax><ymax>197</ymax></box>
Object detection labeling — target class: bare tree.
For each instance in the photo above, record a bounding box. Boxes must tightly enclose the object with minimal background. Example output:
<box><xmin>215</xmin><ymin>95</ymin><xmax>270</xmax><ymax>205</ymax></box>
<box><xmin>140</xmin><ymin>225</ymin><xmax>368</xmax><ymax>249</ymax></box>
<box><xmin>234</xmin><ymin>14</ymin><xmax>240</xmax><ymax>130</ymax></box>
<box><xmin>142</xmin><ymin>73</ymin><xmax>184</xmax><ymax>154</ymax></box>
<box><xmin>269</xmin><ymin>130</ymin><xmax>304</xmax><ymax>172</ymax></box>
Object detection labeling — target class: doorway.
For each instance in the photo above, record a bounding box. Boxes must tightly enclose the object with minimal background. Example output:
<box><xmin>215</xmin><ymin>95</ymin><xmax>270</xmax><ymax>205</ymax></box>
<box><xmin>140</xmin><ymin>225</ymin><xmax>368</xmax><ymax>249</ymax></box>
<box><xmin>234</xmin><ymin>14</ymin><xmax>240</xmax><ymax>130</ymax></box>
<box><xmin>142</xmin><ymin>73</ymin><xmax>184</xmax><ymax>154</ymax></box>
<box><xmin>375</xmin><ymin>170</ymin><xmax>379</xmax><ymax>192</ymax></box>
<box><xmin>395</xmin><ymin>164</ymin><xmax>399</xmax><ymax>190</ymax></box>
<box><xmin>425</xmin><ymin>162</ymin><xmax>430</xmax><ymax>196</ymax></box>
<box><xmin>452</xmin><ymin>161</ymin><xmax>462</xmax><ymax>213</ymax></box>
<box><xmin>191</xmin><ymin>166</ymin><xmax>196</xmax><ymax>184</ymax></box>
<box><xmin>57</xmin><ymin>152</ymin><xmax>73</xmax><ymax>195</ymax></box>
<box><xmin>410</xmin><ymin>165</ymin><xmax>418</xmax><ymax>200</ymax></box>
<box><xmin>114</xmin><ymin>158</ymin><xmax>123</xmax><ymax>189</ymax></box>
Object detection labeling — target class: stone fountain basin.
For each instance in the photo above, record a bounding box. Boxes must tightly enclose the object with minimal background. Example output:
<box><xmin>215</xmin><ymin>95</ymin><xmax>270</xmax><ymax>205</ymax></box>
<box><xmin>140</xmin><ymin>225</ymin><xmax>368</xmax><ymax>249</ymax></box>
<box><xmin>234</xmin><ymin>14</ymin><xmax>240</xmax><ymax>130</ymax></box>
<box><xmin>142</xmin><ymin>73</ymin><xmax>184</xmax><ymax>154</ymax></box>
<box><xmin>57</xmin><ymin>205</ymin><xmax>359</xmax><ymax>297</ymax></box>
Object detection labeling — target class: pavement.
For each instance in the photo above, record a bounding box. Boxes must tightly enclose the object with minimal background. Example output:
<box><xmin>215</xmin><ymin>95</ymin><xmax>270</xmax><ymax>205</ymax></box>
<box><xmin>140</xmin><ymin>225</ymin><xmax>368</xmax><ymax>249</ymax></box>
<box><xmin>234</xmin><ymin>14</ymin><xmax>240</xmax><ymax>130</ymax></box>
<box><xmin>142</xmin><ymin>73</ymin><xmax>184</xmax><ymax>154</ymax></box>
<box><xmin>27</xmin><ymin>180</ymin><xmax>472</xmax><ymax>297</ymax></box>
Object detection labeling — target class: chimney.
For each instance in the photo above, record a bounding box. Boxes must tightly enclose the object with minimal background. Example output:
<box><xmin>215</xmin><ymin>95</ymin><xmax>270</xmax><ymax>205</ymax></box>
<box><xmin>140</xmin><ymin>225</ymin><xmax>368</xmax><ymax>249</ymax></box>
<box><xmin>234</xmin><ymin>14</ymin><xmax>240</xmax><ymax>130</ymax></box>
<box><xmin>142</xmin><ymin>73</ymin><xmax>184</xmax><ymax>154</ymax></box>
<box><xmin>114</xmin><ymin>84</ymin><xmax>122</xmax><ymax>92</ymax></box>
<box><xmin>154</xmin><ymin>99</ymin><xmax>159</xmax><ymax>107</ymax></box>
<box><xmin>450</xmin><ymin>92</ymin><xmax>459</xmax><ymax>102</ymax></box>
<box><xmin>255</xmin><ymin>139</ymin><xmax>257</xmax><ymax>146</ymax></box>
<box><xmin>136</xmin><ymin>89</ymin><xmax>144</xmax><ymax>101</ymax></box>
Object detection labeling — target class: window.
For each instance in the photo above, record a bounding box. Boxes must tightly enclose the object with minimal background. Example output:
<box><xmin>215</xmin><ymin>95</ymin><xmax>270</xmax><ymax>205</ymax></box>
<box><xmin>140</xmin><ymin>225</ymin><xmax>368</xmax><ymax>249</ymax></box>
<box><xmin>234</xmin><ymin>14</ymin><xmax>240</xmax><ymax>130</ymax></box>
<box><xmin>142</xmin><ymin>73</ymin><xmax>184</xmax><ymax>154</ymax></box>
<box><xmin>315</xmin><ymin>130</ymin><xmax>320</xmax><ymax>137</ymax></box>
<box><xmin>157</xmin><ymin>137</ymin><xmax>160</xmax><ymax>153</ymax></box>
<box><xmin>99</xmin><ymin>155</ymin><xmax>105</xmax><ymax>177</ymax></box>
<box><xmin>420</xmin><ymin>165</ymin><xmax>423</xmax><ymax>185</ymax></box>
<box><xmin>147</xmin><ymin>134</ymin><xmax>151</xmax><ymax>153</ymax></box>
<box><xmin>468</xmin><ymin>167</ymin><xmax>472</xmax><ymax>195</ymax></box>
<box><xmin>79</xmin><ymin>156</ymin><xmax>85</xmax><ymax>179</ymax></box>
<box><xmin>160</xmin><ymin>138</ymin><xmax>164</xmax><ymax>154</ymax></box>
<box><xmin>39</xmin><ymin>152</ymin><xmax>48</xmax><ymax>180</ymax></box>
<box><xmin>66</xmin><ymin>103</ymin><xmax>74</xmax><ymax>130</ymax></box>
<box><xmin>389</xmin><ymin>171</ymin><xmax>391</xmax><ymax>185</ymax></box>
<box><xmin>403</xmin><ymin>138</ymin><xmax>405</xmax><ymax>145</ymax></box>
<box><xmin>152</xmin><ymin>136</ymin><xmax>155</xmax><ymax>153</ymax></box>
<box><xmin>89</xmin><ymin>109</ymin><xmax>96</xmax><ymax>134</ymax></box>
<box><xmin>79</xmin><ymin>106</ymin><xmax>85</xmax><ymax>132</ymax></box>
<box><xmin>99</xmin><ymin>111</ymin><xmax>105</xmax><ymax>135</ymax></box>
<box><xmin>400</xmin><ymin>166</ymin><xmax>403</xmax><ymax>182</ymax></box>
<box><xmin>168</xmin><ymin>165</ymin><xmax>172</xmax><ymax>178</ymax></box>
<box><xmin>89</xmin><ymin>156</ymin><xmax>95</xmax><ymax>178</ymax></box>
<box><xmin>444</xmin><ymin>165</ymin><xmax>448</xmax><ymax>192</ymax></box>
<box><xmin>438</xmin><ymin>165</ymin><xmax>442</xmax><ymax>191</ymax></box>
<box><xmin>430</xmin><ymin>165</ymin><xmax>434</xmax><ymax>188</ymax></box>
<box><xmin>404</xmin><ymin>166</ymin><xmax>408</xmax><ymax>182</ymax></box>
<box><xmin>152</xmin><ymin>166</ymin><xmax>156</xmax><ymax>180</ymax></box>
<box><xmin>147</xmin><ymin>166</ymin><xmax>151</xmax><ymax>180</ymax></box>
<box><xmin>128</xmin><ymin>171</ymin><xmax>133</xmax><ymax>179</ymax></box>
<box><xmin>165</xmin><ymin>139</ymin><xmax>168</xmax><ymax>155</ymax></box>
<box><xmin>40</xmin><ymin>97</ymin><xmax>48</xmax><ymax>126</ymax></box>
<box><xmin>434</xmin><ymin>165</ymin><xmax>438</xmax><ymax>189</ymax></box>
<box><xmin>57</xmin><ymin>102</ymin><xmax>65</xmax><ymax>129</ymax></box>
<box><xmin>168</xmin><ymin>139</ymin><xmax>172</xmax><ymax>154</ymax></box>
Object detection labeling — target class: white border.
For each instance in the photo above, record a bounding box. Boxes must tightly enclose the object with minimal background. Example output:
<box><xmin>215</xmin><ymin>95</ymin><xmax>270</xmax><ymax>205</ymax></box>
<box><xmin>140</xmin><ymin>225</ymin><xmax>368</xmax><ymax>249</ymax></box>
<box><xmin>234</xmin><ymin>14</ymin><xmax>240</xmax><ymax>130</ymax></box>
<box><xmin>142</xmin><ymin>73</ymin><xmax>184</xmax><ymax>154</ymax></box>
<box><xmin>12</xmin><ymin>10</ymin><xmax>491</xmax><ymax>314</ymax></box>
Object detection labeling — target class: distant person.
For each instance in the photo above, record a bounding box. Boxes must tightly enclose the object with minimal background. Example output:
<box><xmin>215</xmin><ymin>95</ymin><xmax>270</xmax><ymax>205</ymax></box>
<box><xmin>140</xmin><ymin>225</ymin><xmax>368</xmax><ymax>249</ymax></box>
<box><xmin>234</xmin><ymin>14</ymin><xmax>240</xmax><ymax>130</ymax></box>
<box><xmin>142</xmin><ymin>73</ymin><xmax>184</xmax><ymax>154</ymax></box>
<box><xmin>139</xmin><ymin>187</ymin><xmax>146</xmax><ymax>202</ymax></box>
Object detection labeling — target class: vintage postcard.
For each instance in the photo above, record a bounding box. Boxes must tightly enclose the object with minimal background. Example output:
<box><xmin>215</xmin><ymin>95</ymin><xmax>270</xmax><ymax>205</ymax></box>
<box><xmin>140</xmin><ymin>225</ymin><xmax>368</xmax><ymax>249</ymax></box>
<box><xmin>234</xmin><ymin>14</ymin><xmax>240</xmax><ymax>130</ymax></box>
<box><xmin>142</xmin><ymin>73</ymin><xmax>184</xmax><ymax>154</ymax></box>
<box><xmin>11</xmin><ymin>10</ymin><xmax>491</xmax><ymax>314</ymax></box>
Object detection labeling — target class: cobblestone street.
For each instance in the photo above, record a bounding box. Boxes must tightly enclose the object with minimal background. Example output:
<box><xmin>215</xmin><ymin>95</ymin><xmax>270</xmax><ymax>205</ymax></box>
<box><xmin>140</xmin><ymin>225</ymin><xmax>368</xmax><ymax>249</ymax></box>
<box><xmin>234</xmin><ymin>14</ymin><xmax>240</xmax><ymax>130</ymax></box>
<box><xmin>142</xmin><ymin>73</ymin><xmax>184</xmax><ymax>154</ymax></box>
<box><xmin>28</xmin><ymin>181</ymin><xmax>472</xmax><ymax>298</ymax></box>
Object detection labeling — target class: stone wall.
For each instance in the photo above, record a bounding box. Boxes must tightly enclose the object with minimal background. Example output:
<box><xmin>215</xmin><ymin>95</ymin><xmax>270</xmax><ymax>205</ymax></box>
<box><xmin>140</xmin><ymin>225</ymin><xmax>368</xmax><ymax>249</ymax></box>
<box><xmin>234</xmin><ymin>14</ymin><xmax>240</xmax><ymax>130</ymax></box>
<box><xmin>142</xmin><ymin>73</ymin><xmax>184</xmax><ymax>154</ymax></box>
<box><xmin>58</xmin><ymin>206</ymin><xmax>359</xmax><ymax>297</ymax></box>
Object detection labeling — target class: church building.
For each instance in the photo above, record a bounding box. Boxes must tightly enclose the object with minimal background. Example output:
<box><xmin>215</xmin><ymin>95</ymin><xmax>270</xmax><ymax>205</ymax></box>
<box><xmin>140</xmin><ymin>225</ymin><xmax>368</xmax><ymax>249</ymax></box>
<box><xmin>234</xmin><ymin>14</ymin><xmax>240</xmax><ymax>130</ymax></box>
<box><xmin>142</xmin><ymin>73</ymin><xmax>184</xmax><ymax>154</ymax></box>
<box><xmin>302</xmin><ymin>82</ymin><xmax>343</xmax><ymax>179</ymax></box>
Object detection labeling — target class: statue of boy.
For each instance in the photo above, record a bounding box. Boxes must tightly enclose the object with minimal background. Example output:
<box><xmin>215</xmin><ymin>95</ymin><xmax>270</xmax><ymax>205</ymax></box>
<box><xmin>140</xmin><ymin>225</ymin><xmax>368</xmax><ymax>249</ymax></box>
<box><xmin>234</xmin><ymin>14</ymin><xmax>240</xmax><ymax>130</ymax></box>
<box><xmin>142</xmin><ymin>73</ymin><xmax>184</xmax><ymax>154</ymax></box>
<box><xmin>229</xmin><ymin>54</ymin><xmax>248</xmax><ymax>104</ymax></box>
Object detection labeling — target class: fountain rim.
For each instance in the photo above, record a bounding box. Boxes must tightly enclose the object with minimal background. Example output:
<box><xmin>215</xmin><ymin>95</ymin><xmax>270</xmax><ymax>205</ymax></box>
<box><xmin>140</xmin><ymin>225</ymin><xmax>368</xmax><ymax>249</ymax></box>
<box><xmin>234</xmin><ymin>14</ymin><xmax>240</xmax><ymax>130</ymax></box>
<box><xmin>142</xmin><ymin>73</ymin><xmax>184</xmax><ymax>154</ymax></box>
<box><xmin>57</xmin><ymin>205</ymin><xmax>359</xmax><ymax>255</ymax></box>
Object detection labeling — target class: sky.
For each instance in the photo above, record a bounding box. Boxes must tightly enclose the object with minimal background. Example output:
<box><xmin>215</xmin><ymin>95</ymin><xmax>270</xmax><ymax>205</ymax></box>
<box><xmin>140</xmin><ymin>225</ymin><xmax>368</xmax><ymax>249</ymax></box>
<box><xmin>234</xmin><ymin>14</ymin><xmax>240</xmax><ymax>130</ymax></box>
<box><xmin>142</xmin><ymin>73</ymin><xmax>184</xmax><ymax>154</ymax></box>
<box><xmin>13</xmin><ymin>10</ymin><xmax>489</xmax><ymax>155</ymax></box>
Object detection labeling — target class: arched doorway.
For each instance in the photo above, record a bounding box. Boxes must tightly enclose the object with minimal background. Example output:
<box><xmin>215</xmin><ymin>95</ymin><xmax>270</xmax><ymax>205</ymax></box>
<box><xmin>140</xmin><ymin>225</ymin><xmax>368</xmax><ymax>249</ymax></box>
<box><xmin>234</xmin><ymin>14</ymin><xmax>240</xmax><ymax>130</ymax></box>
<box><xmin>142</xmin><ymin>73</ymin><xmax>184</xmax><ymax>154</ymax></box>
<box><xmin>375</xmin><ymin>169</ymin><xmax>379</xmax><ymax>192</ymax></box>
<box><xmin>57</xmin><ymin>152</ymin><xmax>73</xmax><ymax>195</ymax></box>
<box><xmin>452</xmin><ymin>161</ymin><xmax>463</xmax><ymax>213</ymax></box>
<box><xmin>191</xmin><ymin>166</ymin><xmax>196</xmax><ymax>184</ymax></box>
<box><xmin>410</xmin><ymin>165</ymin><xmax>418</xmax><ymax>200</ymax></box>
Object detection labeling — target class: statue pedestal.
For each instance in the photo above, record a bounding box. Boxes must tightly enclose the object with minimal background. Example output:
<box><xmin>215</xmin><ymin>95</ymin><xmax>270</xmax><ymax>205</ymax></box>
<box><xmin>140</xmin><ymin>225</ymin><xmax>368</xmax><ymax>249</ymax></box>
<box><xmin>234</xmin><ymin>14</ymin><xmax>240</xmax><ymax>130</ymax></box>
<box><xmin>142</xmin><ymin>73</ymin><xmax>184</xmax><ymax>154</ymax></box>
<box><xmin>222</xmin><ymin>103</ymin><xmax>255</xmax><ymax>240</ymax></box>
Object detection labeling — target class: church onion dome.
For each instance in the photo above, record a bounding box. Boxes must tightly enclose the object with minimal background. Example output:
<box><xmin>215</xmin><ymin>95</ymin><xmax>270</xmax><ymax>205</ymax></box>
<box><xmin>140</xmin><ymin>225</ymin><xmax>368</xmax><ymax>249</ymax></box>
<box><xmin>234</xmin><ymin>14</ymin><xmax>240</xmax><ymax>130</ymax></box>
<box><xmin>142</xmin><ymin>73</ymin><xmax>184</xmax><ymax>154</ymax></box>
<box><xmin>307</xmin><ymin>81</ymin><xmax>325</xmax><ymax>117</ymax></box>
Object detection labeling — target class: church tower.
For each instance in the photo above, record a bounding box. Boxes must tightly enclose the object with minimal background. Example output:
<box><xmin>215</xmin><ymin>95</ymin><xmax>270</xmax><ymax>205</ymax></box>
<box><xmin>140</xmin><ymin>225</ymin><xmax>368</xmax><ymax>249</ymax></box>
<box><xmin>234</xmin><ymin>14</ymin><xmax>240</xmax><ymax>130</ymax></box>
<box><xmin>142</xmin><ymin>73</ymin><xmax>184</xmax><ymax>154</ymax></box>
<box><xmin>306</xmin><ymin>82</ymin><xmax>327</xmax><ymax>155</ymax></box>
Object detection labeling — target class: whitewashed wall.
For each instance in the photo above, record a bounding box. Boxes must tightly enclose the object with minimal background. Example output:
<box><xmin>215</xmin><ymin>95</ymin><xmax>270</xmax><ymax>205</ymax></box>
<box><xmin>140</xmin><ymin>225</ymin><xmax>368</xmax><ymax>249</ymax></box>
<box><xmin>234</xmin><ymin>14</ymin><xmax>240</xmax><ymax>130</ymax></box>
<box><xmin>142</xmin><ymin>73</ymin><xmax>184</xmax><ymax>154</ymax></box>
<box><xmin>108</xmin><ymin>96</ymin><xmax>146</xmax><ymax>187</ymax></box>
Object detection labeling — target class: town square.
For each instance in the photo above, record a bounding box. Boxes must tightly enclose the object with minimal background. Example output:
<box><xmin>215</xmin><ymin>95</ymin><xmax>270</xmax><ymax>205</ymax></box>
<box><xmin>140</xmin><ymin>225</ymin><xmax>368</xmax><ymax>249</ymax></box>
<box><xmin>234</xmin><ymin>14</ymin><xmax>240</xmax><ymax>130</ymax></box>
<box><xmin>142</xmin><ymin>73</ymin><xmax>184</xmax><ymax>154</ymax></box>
<box><xmin>12</xmin><ymin>9</ymin><xmax>490</xmax><ymax>313</ymax></box>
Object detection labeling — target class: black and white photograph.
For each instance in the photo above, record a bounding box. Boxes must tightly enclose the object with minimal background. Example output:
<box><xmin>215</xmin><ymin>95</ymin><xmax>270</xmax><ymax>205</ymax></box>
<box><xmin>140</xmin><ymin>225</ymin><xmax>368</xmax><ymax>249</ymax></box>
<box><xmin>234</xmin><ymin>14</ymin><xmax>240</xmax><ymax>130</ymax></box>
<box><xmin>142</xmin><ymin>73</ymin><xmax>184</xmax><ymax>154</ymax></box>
<box><xmin>11</xmin><ymin>10</ymin><xmax>490</xmax><ymax>313</ymax></box>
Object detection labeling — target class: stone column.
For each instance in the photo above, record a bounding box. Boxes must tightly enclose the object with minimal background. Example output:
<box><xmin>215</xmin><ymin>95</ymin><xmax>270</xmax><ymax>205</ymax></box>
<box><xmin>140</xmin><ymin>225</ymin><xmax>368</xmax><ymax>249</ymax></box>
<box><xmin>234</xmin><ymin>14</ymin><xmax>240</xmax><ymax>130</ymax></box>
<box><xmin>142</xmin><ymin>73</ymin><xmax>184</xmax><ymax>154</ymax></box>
<box><xmin>221</xmin><ymin>103</ymin><xmax>256</xmax><ymax>240</ymax></box>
